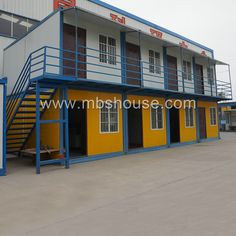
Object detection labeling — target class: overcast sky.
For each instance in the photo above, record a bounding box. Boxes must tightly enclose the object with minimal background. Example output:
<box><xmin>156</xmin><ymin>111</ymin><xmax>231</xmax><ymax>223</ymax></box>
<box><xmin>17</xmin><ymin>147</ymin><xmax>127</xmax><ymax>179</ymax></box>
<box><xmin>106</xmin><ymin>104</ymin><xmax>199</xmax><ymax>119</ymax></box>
<box><xmin>104</xmin><ymin>0</ymin><xmax>236</xmax><ymax>100</ymax></box>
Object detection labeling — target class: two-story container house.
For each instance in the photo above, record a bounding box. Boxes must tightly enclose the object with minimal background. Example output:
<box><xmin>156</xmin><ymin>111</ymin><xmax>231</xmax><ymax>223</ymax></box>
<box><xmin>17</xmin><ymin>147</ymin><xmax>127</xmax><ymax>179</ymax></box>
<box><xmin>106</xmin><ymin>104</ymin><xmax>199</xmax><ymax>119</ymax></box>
<box><xmin>4</xmin><ymin>0</ymin><xmax>232</xmax><ymax>174</ymax></box>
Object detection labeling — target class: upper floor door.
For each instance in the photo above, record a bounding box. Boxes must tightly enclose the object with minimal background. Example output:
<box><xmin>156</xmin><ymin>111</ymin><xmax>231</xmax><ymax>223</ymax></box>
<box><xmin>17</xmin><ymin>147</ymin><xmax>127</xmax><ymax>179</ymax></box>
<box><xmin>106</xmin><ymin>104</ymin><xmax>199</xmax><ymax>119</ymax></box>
<box><xmin>63</xmin><ymin>23</ymin><xmax>87</xmax><ymax>79</ymax></box>
<box><xmin>126</xmin><ymin>42</ymin><xmax>141</xmax><ymax>86</ymax></box>
<box><xmin>195</xmin><ymin>64</ymin><xmax>204</xmax><ymax>94</ymax></box>
<box><xmin>167</xmin><ymin>55</ymin><xmax>178</xmax><ymax>91</ymax></box>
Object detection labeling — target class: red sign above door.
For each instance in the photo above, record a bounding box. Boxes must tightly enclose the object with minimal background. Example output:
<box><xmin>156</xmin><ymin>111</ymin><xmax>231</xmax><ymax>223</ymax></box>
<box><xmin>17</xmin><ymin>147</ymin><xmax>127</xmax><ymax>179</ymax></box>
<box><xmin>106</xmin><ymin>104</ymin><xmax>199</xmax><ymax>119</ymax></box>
<box><xmin>54</xmin><ymin>0</ymin><xmax>76</xmax><ymax>10</ymax></box>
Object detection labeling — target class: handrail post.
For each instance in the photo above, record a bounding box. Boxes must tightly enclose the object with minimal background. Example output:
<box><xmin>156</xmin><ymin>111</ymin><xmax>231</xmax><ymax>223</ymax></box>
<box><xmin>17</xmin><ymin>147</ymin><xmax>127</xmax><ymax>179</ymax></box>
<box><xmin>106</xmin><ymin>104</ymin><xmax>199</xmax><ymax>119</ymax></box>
<box><xmin>228</xmin><ymin>64</ymin><xmax>233</xmax><ymax>99</ymax></box>
<box><xmin>120</xmin><ymin>32</ymin><xmax>126</xmax><ymax>84</ymax></box>
<box><xmin>43</xmin><ymin>47</ymin><xmax>47</xmax><ymax>76</ymax></box>
<box><xmin>36</xmin><ymin>82</ymin><xmax>41</xmax><ymax>174</ymax></box>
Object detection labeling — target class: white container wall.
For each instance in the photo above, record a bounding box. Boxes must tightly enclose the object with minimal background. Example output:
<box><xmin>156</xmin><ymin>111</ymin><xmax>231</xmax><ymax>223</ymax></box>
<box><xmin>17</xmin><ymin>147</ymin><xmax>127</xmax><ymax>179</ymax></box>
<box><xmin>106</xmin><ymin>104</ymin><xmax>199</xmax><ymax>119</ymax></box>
<box><xmin>0</xmin><ymin>0</ymin><xmax>53</xmax><ymax>20</ymax></box>
<box><xmin>3</xmin><ymin>11</ymin><xmax>61</xmax><ymax>94</ymax></box>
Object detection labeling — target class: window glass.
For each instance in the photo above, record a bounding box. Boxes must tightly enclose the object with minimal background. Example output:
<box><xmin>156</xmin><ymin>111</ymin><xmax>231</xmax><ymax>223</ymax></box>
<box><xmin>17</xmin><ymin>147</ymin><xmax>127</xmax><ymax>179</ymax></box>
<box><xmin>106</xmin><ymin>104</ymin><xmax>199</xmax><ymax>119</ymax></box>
<box><xmin>185</xmin><ymin>107</ymin><xmax>194</xmax><ymax>127</ymax></box>
<box><xmin>13</xmin><ymin>15</ymin><xmax>27</xmax><ymax>38</ymax></box>
<box><xmin>183</xmin><ymin>60</ymin><xmax>192</xmax><ymax>80</ymax></box>
<box><xmin>0</xmin><ymin>11</ymin><xmax>12</xmax><ymax>37</ymax></box>
<box><xmin>99</xmin><ymin>35</ymin><xmax>116</xmax><ymax>65</ymax></box>
<box><xmin>151</xmin><ymin>106</ymin><xmax>163</xmax><ymax>129</ymax></box>
<box><xmin>100</xmin><ymin>103</ymin><xmax>118</xmax><ymax>133</ymax></box>
<box><xmin>207</xmin><ymin>67</ymin><xmax>215</xmax><ymax>85</ymax></box>
<box><xmin>210</xmin><ymin>107</ymin><xmax>217</xmax><ymax>125</ymax></box>
<box><xmin>149</xmin><ymin>50</ymin><xmax>161</xmax><ymax>75</ymax></box>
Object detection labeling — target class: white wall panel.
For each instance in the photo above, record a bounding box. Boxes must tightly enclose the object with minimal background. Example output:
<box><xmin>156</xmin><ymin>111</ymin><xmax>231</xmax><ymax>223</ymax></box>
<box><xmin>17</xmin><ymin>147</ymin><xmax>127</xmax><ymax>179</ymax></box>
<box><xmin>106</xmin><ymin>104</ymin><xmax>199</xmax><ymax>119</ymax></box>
<box><xmin>65</xmin><ymin>15</ymin><xmax>122</xmax><ymax>84</ymax></box>
<box><xmin>4</xmin><ymin>12</ymin><xmax>60</xmax><ymax>94</ymax></box>
<box><xmin>0</xmin><ymin>37</ymin><xmax>15</xmax><ymax>76</ymax></box>
<box><xmin>0</xmin><ymin>0</ymin><xmax>53</xmax><ymax>20</ymax></box>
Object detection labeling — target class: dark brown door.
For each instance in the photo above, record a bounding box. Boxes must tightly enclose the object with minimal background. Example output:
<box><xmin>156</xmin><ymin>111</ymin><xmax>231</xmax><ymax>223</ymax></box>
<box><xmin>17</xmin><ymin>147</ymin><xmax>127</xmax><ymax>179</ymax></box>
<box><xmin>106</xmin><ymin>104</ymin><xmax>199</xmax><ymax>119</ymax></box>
<box><xmin>199</xmin><ymin>107</ymin><xmax>207</xmax><ymax>139</ymax></box>
<box><xmin>126</xmin><ymin>43</ymin><xmax>141</xmax><ymax>86</ymax></box>
<box><xmin>167</xmin><ymin>55</ymin><xmax>178</xmax><ymax>91</ymax></box>
<box><xmin>169</xmin><ymin>107</ymin><xmax>180</xmax><ymax>143</ymax></box>
<box><xmin>69</xmin><ymin>101</ymin><xmax>87</xmax><ymax>156</ymax></box>
<box><xmin>128</xmin><ymin>105</ymin><xmax>143</xmax><ymax>149</ymax></box>
<box><xmin>196</xmin><ymin>64</ymin><xmax>204</xmax><ymax>94</ymax></box>
<box><xmin>63</xmin><ymin>24</ymin><xmax>86</xmax><ymax>78</ymax></box>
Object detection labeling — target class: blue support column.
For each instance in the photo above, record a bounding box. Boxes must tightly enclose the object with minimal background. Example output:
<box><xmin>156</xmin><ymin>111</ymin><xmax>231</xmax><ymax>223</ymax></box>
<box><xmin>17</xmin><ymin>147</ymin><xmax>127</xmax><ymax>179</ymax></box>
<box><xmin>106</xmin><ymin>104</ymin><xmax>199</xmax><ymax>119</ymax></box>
<box><xmin>59</xmin><ymin>88</ymin><xmax>64</xmax><ymax>156</ymax></box>
<box><xmin>192</xmin><ymin>57</ymin><xmax>197</xmax><ymax>94</ymax></box>
<box><xmin>59</xmin><ymin>11</ymin><xmax>64</xmax><ymax>76</ymax></box>
<box><xmin>36</xmin><ymin>82</ymin><xmax>41</xmax><ymax>174</ymax></box>
<box><xmin>120</xmin><ymin>32</ymin><xmax>126</xmax><ymax>84</ymax></box>
<box><xmin>165</xmin><ymin>97</ymin><xmax>170</xmax><ymax>147</ymax></box>
<box><xmin>195</xmin><ymin>100</ymin><xmax>200</xmax><ymax>143</ymax></box>
<box><xmin>217</xmin><ymin>103</ymin><xmax>221</xmax><ymax>139</ymax></box>
<box><xmin>163</xmin><ymin>46</ymin><xmax>168</xmax><ymax>90</ymax></box>
<box><xmin>0</xmin><ymin>78</ymin><xmax>7</xmax><ymax>176</ymax></box>
<box><xmin>64</xmin><ymin>87</ymin><xmax>70</xmax><ymax>169</ymax></box>
<box><xmin>122</xmin><ymin>92</ymin><xmax>128</xmax><ymax>153</ymax></box>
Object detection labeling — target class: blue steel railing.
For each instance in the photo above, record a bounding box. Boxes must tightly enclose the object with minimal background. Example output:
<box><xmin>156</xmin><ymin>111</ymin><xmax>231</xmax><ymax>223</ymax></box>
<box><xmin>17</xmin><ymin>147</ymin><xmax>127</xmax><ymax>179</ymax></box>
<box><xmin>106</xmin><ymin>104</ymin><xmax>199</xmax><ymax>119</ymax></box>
<box><xmin>7</xmin><ymin>45</ymin><xmax>233</xmax><ymax>124</ymax></box>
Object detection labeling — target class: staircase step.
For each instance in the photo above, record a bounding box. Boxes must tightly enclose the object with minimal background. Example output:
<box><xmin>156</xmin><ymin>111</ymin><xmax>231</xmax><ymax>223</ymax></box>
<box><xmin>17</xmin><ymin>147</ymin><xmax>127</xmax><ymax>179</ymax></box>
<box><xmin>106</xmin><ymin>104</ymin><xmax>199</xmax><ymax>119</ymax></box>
<box><xmin>17</xmin><ymin>111</ymin><xmax>36</xmax><ymax>114</ymax></box>
<box><xmin>15</xmin><ymin>117</ymin><xmax>36</xmax><ymax>120</ymax></box>
<box><xmin>12</xmin><ymin>122</ymin><xmax>35</xmax><ymax>125</ymax></box>
<box><xmin>7</xmin><ymin>137</ymin><xmax>27</xmax><ymax>141</ymax></box>
<box><xmin>20</xmin><ymin>104</ymin><xmax>37</xmax><ymax>108</ymax></box>
<box><xmin>8</xmin><ymin>127</ymin><xmax>32</xmax><ymax>131</ymax></box>
<box><xmin>7</xmin><ymin>131</ymin><xmax>31</xmax><ymax>135</ymax></box>
<box><xmin>26</xmin><ymin>91</ymin><xmax>53</xmax><ymax>96</ymax></box>
<box><xmin>7</xmin><ymin>141</ymin><xmax>24</xmax><ymax>145</ymax></box>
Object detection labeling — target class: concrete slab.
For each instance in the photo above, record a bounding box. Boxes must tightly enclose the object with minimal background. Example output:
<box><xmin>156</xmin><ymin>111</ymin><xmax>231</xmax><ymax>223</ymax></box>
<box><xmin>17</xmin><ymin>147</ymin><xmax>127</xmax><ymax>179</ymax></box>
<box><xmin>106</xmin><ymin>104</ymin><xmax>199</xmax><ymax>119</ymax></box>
<box><xmin>1</xmin><ymin>133</ymin><xmax>236</xmax><ymax>236</ymax></box>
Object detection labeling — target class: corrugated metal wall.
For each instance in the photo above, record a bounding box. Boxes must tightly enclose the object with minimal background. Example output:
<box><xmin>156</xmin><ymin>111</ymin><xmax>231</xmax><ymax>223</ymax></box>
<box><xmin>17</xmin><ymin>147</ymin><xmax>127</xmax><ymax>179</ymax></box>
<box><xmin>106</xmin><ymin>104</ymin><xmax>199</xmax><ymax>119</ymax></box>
<box><xmin>0</xmin><ymin>0</ymin><xmax>53</xmax><ymax>20</ymax></box>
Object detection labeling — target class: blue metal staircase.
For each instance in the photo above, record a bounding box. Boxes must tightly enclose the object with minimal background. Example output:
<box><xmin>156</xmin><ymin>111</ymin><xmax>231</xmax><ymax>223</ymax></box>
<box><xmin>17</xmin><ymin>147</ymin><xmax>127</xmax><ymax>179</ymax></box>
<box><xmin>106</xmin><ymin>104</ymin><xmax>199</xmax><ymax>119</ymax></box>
<box><xmin>6</xmin><ymin>55</ymin><xmax>56</xmax><ymax>155</ymax></box>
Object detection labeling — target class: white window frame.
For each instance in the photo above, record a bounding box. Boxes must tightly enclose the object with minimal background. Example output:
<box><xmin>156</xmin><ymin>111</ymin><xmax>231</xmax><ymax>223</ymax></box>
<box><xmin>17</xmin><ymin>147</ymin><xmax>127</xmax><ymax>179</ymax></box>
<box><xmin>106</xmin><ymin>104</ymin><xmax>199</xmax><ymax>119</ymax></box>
<box><xmin>183</xmin><ymin>60</ymin><xmax>192</xmax><ymax>81</ymax></box>
<box><xmin>150</xmin><ymin>106</ymin><xmax>164</xmax><ymax>130</ymax></box>
<box><xmin>149</xmin><ymin>50</ymin><xmax>161</xmax><ymax>75</ymax></box>
<box><xmin>207</xmin><ymin>67</ymin><xmax>215</xmax><ymax>85</ymax></box>
<box><xmin>210</xmin><ymin>107</ymin><xmax>217</xmax><ymax>126</ymax></box>
<box><xmin>185</xmin><ymin>107</ymin><xmax>195</xmax><ymax>128</ymax></box>
<box><xmin>99</xmin><ymin>34</ymin><xmax>117</xmax><ymax>65</ymax></box>
<box><xmin>99</xmin><ymin>102</ymin><xmax>119</xmax><ymax>134</ymax></box>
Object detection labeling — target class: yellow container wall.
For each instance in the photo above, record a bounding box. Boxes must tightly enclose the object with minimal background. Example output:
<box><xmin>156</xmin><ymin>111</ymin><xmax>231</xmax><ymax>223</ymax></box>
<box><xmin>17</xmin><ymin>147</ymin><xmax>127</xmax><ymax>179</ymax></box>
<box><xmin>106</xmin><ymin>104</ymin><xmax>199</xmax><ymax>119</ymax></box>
<box><xmin>127</xmin><ymin>95</ymin><xmax>167</xmax><ymax>148</ymax></box>
<box><xmin>68</xmin><ymin>90</ymin><xmax>123</xmax><ymax>156</ymax></box>
<box><xmin>198</xmin><ymin>101</ymin><xmax>219</xmax><ymax>138</ymax></box>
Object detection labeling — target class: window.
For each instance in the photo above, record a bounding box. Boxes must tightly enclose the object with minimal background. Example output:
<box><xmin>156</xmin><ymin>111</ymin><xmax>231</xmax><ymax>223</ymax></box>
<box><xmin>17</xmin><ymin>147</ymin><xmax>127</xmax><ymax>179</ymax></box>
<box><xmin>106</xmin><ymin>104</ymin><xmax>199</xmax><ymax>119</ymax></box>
<box><xmin>210</xmin><ymin>107</ymin><xmax>217</xmax><ymax>126</ymax></box>
<box><xmin>185</xmin><ymin>107</ymin><xmax>194</xmax><ymax>127</ymax></box>
<box><xmin>207</xmin><ymin>67</ymin><xmax>215</xmax><ymax>85</ymax></box>
<box><xmin>0</xmin><ymin>12</ymin><xmax>12</xmax><ymax>36</ymax></box>
<box><xmin>13</xmin><ymin>15</ymin><xmax>27</xmax><ymax>38</ymax></box>
<box><xmin>183</xmin><ymin>60</ymin><xmax>192</xmax><ymax>80</ymax></box>
<box><xmin>100</xmin><ymin>103</ymin><xmax>118</xmax><ymax>133</ymax></box>
<box><xmin>149</xmin><ymin>50</ymin><xmax>161</xmax><ymax>75</ymax></box>
<box><xmin>99</xmin><ymin>35</ymin><xmax>116</xmax><ymax>65</ymax></box>
<box><xmin>0</xmin><ymin>10</ymin><xmax>39</xmax><ymax>38</ymax></box>
<box><xmin>151</xmin><ymin>106</ymin><xmax>163</xmax><ymax>129</ymax></box>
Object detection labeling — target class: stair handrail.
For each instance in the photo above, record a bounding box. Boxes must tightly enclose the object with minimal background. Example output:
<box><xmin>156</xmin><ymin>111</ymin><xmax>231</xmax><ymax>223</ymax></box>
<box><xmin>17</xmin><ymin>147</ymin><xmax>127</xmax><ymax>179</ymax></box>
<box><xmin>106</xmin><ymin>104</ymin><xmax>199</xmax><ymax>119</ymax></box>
<box><xmin>6</xmin><ymin>46</ymin><xmax>46</xmax><ymax>126</ymax></box>
<box><xmin>6</xmin><ymin>55</ymin><xmax>32</xmax><ymax>123</ymax></box>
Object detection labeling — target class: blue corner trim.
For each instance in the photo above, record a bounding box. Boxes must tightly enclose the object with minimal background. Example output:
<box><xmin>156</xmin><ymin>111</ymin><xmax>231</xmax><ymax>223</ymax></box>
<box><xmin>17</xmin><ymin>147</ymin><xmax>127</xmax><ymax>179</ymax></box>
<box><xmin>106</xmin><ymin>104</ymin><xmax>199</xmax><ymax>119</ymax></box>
<box><xmin>88</xmin><ymin>0</ymin><xmax>214</xmax><ymax>53</ymax></box>
<box><xmin>199</xmin><ymin>137</ymin><xmax>219</xmax><ymax>143</ymax></box>
<box><xmin>122</xmin><ymin>93</ymin><xmax>128</xmax><ymax>153</ymax></box>
<box><xmin>1</xmin><ymin>79</ymin><xmax>7</xmax><ymax>176</ymax></box>
<box><xmin>163</xmin><ymin>47</ymin><xmax>168</xmax><ymax>90</ymax></box>
<box><xmin>195</xmin><ymin>101</ymin><xmax>200</xmax><ymax>142</ymax></box>
<box><xmin>41</xmin><ymin>137</ymin><xmax>220</xmax><ymax>169</ymax></box>
<box><xmin>120</xmin><ymin>32</ymin><xmax>126</xmax><ymax>84</ymax></box>
<box><xmin>69</xmin><ymin>152</ymin><xmax>124</xmax><ymax>164</ymax></box>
